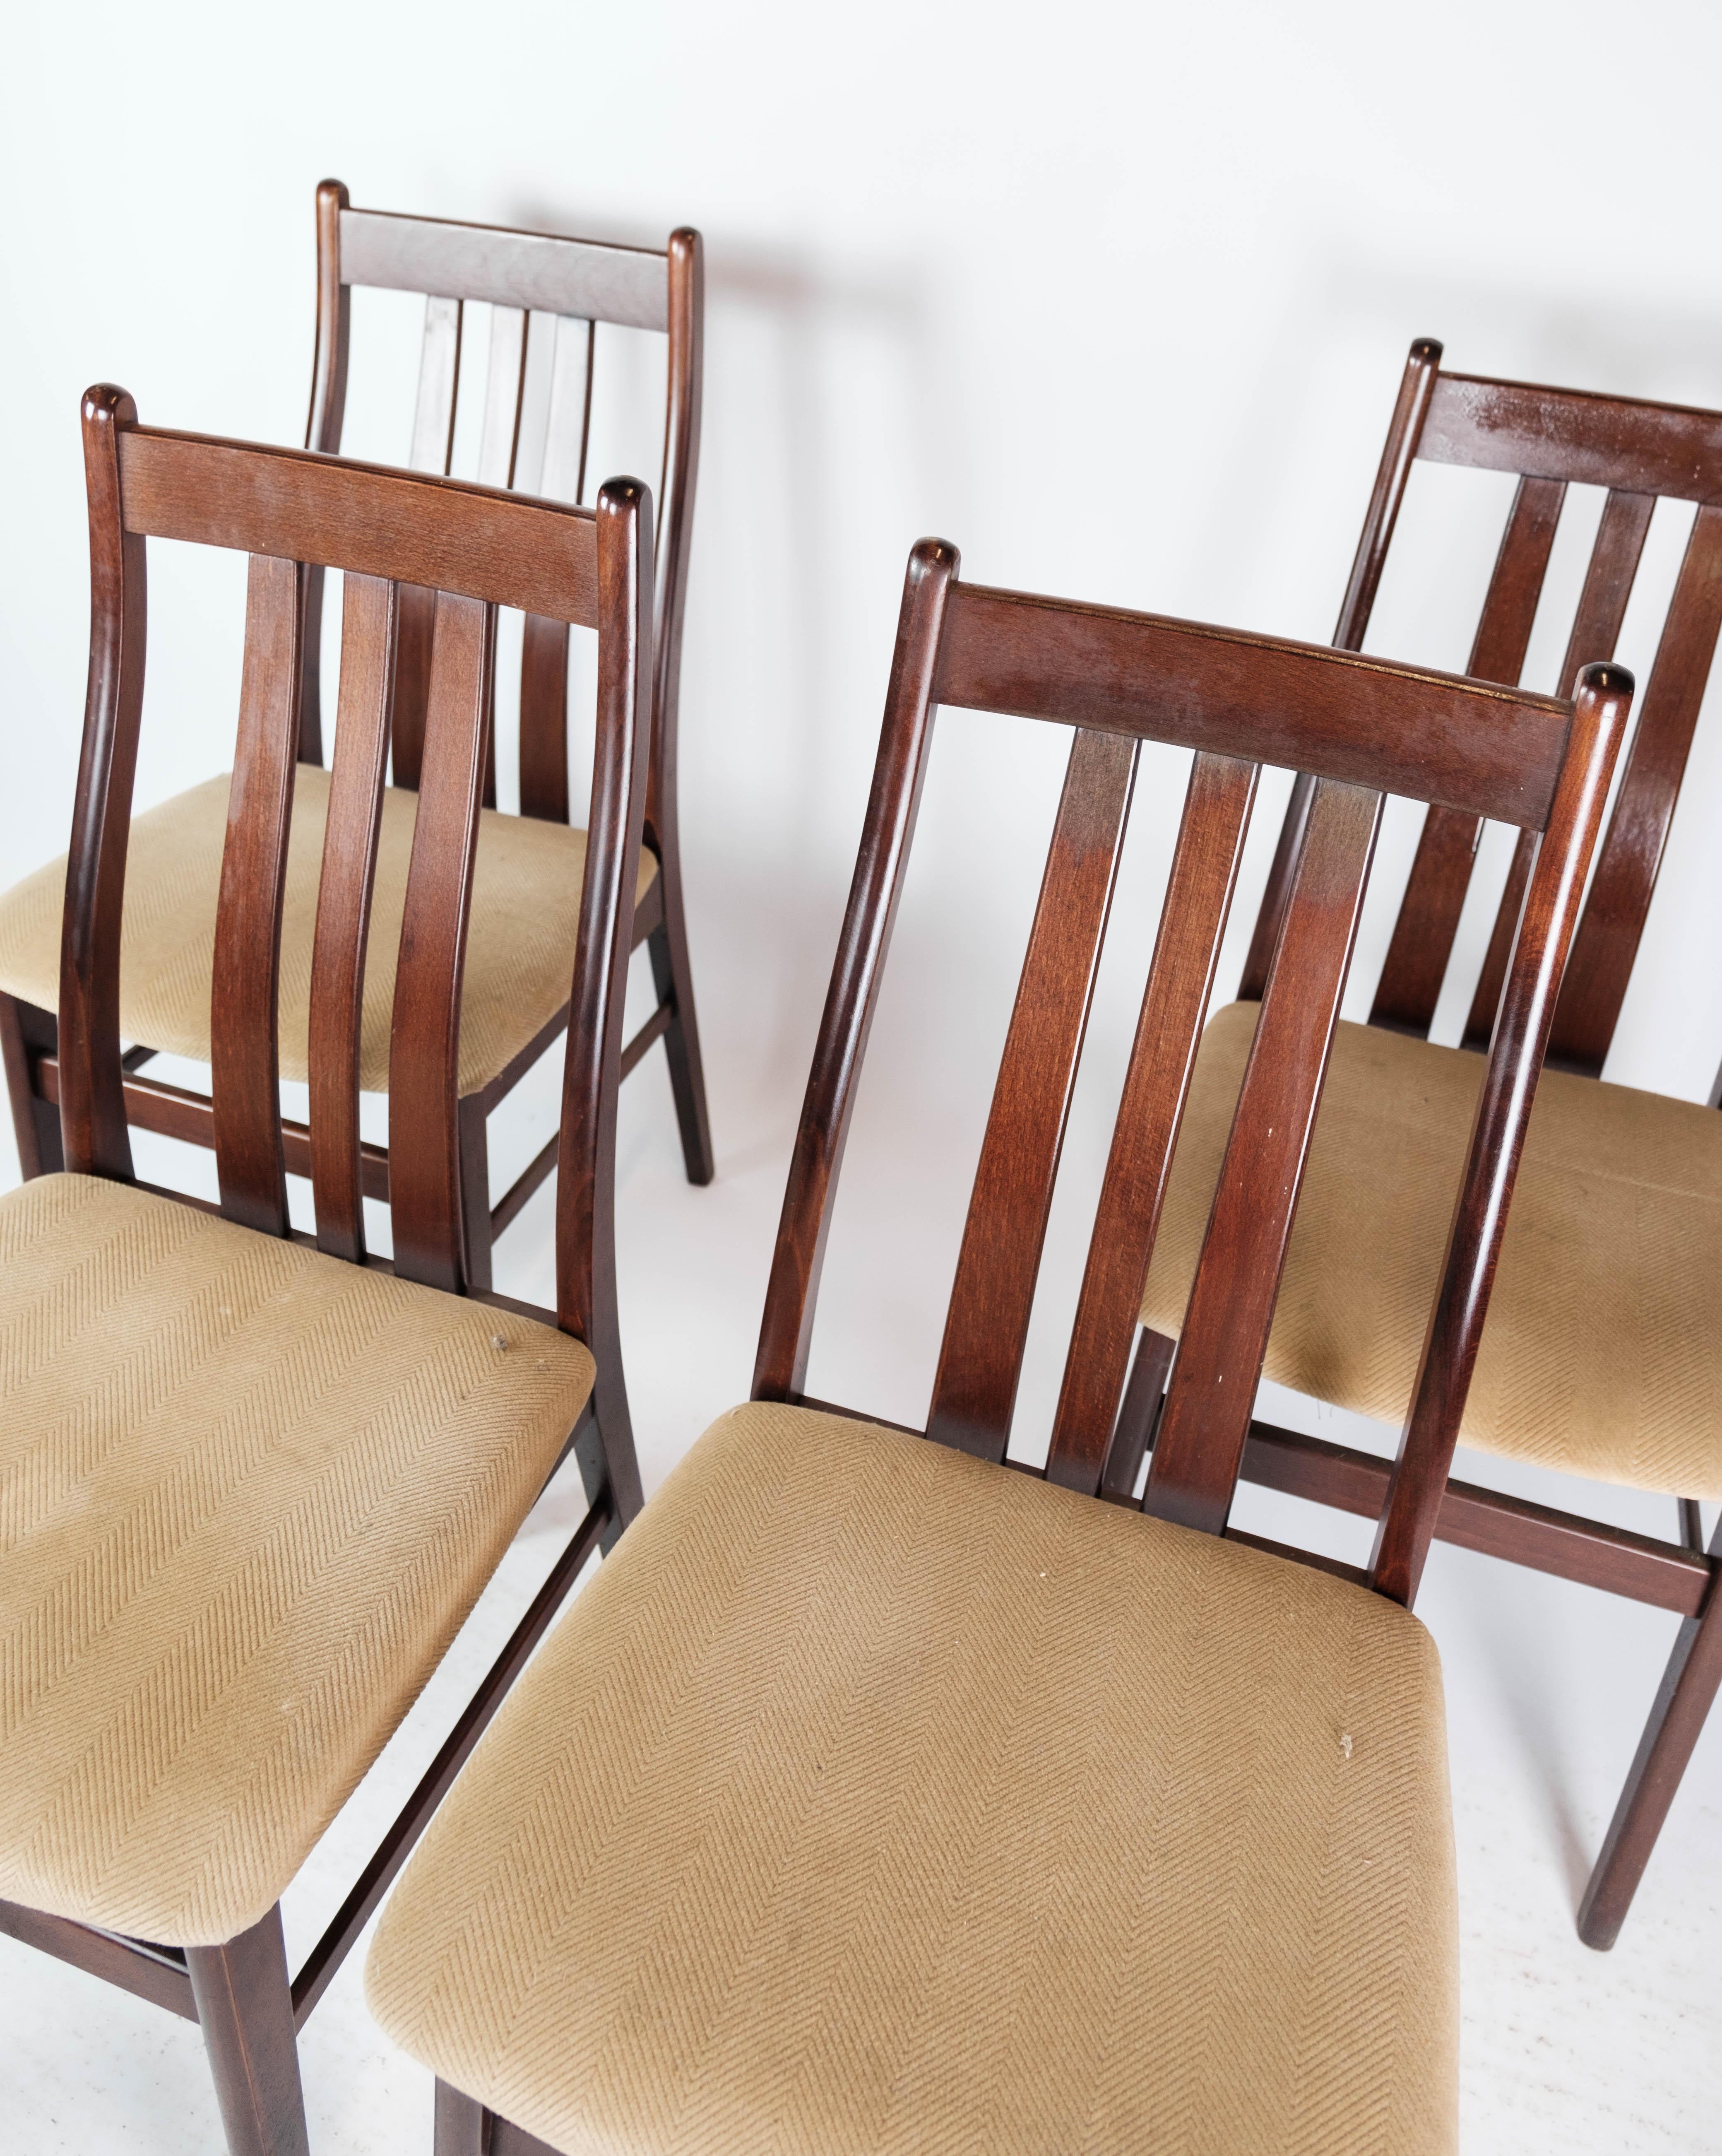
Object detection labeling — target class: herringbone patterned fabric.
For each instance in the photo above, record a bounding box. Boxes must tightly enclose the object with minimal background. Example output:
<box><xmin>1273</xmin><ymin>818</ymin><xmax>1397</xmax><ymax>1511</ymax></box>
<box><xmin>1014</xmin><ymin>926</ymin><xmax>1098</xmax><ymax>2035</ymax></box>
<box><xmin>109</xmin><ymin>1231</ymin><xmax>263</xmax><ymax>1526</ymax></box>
<box><xmin>0</xmin><ymin>1173</ymin><xmax>593</xmax><ymax>1947</ymax></box>
<box><xmin>366</xmin><ymin>1402</ymin><xmax>1456</xmax><ymax>2156</ymax></box>
<box><xmin>1142</xmin><ymin>1000</ymin><xmax>1722</xmax><ymax>1499</ymax></box>
<box><xmin>0</xmin><ymin>769</ymin><xmax>658</xmax><ymax>1098</ymax></box>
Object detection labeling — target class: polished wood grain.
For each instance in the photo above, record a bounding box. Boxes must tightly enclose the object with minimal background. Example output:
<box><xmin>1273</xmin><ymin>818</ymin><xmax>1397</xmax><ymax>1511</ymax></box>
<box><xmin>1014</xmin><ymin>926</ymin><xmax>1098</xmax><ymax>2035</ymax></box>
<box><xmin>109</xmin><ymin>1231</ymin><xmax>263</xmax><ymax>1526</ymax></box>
<box><xmin>307</xmin><ymin>573</ymin><xmax>394</xmax><ymax>1262</ymax></box>
<box><xmin>388</xmin><ymin>295</ymin><xmax>464</xmax><ymax>793</ymax></box>
<box><xmin>927</xmin><ymin>728</ymin><xmax>1138</xmax><ymax>1459</ymax></box>
<box><xmin>754</xmin><ymin>537</ymin><xmax>1629</xmax><ymax>1600</ymax></box>
<box><xmin>185</xmin><ymin>1908</ymin><xmax>310</xmax><ymax>2156</ymax></box>
<box><xmin>1548</xmin><ymin>503</ymin><xmax>1722</xmax><ymax>1073</ymax></box>
<box><xmin>1421</xmin><ymin>370</ymin><xmax>1722</xmax><ymax>501</ymax></box>
<box><xmin>339</xmin><ymin>206</ymin><xmax>669</xmax><ymax>330</ymax></box>
<box><xmin>1046</xmin><ymin>756</ymin><xmax>1258</xmax><ymax>1493</ymax></box>
<box><xmin>1370</xmin><ymin>473</ymin><xmax>1564</xmax><ymax>1034</ymax></box>
<box><xmin>389</xmin><ymin>593</ymin><xmax>495</xmax><ymax>1293</ymax></box>
<box><xmin>0</xmin><ymin>1901</ymin><xmax>194</xmax><ymax>2021</ymax></box>
<box><xmin>14</xmin><ymin>189</ymin><xmax>715</xmax><ymax>1298</ymax></box>
<box><xmin>1145</xmin><ymin>778</ymin><xmax>1383</xmax><ymax>1534</ymax></box>
<box><xmin>296</xmin><ymin>177</ymin><xmax>351</xmax><ymax>764</ymax></box>
<box><xmin>211</xmin><ymin>553</ymin><xmax>303</xmax><ymax>1236</ymax></box>
<box><xmin>1239</xmin><ymin>336</ymin><xmax>1442</xmax><ymax>1000</ymax></box>
<box><xmin>643</xmin><ymin>229</ymin><xmax>714</xmax><ymax>1184</ymax></box>
<box><xmin>1578</xmin><ymin>1512</ymin><xmax>1722</xmax><ymax>1949</ymax></box>
<box><xmin>1253</xmin><ymin>341</ymin><xmax>1722</xmax><ymax>1089</ymax></box>
<box><xmin>752</xmin><ymin>539</ymin><xmax>959</xmax><ymax>1404</ymax></box>
<box><xmin>1371</xmin><ymin>663</ymin><xmax>1634</xmax><ymax>1601</ymax></box>
<box><xmin>59</xmin><ymin>387</ymin><xmax>147</xmax><ymax>1183</ymax></box>
<box><xmin>935</xmin><ymin>583</ymin><xmax>1571</xmax><ymax>826</ymax></box>
<box><xmin>556</xmin><ymin>482</ymin><xmax>654</xmax><ymax>1525</ymax></box>
<box><xmin>518</xmin><ymin>315</ymin><xmax>595</xmax><ymax>823</ymax></box>
<box><xmin>1241</xmin><ymin>1420</ymin><xmax>1710</xmax><ymax>1615</ymax></box>
<box><xmin>118</xmin><ymin>429</ymin><xmax>598</xmax><ymax>624</ymax></box>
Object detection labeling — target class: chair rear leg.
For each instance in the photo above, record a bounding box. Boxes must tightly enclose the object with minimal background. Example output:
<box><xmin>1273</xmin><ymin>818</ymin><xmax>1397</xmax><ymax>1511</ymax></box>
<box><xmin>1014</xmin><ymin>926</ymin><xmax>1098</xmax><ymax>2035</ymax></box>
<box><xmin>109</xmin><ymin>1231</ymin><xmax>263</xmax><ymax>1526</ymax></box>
<box><xmin>185</xmin><ymin>1904</ymin><xmax>309</xmax><ymax>2156</ymax></box>
<box><xmin>1578</xmin><ymin>1530</ymin><xmax>1722</xmax><ymax>1949</ymax></box>
<box><xmin>0</xmin><ymin>994</ymin><xmax>64</xmax><ymax>1178</ymax></box>
<box><xmin>646</xmin><ymin>858</ymin><xmax>713</xmax><ymax>1185</ymax></box>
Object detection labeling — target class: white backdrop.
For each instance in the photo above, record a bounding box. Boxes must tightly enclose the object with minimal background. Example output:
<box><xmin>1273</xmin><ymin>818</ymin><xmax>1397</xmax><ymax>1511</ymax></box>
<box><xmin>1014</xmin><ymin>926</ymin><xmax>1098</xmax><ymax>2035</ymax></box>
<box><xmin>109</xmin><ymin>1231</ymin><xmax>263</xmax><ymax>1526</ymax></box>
<box><xmin>4</xmin><ymin>8</ymin><xmax>1722</xmax><ymax>2147</ymax></box>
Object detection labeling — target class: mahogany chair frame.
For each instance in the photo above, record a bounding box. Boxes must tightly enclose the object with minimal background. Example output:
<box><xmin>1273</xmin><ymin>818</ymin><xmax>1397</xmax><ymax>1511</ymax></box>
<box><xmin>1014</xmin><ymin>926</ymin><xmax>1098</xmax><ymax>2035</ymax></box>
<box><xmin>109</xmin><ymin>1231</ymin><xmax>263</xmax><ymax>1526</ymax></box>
<box><xmin>1128</xmin><ymin>338</ymin><xmax>1722</xmax><ymax>1947</ymax></box>
<box><xmin>0</xmin><ymin>389</ymin><xmax>653</xmax><ymax>2156</ymax></box>
<box><xmin>0</xmin><ymin>180</ymin><xmax>712</xmax><ymax>1297</ymax></box>
<box><xmin>423</xmin><ymin>538</ymin><xmax>1632</xmax><ymax>2153</ymax></box>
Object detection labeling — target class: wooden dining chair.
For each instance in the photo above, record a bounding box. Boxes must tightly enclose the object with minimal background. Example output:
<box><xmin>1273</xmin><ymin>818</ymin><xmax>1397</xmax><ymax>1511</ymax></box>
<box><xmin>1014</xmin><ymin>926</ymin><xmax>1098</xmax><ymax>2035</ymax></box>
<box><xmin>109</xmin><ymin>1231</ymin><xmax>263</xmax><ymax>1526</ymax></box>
<box><xmin>0</xmin><ymin>386</ymin><xmax>653</xmax><ymax>2156</ymax></box>
<box><xmin>361</xmin><ymin>537</ymin><xmax>1632</xmax><ymax>2156</ymax></box>
<box><xmin>1119</xmin><ymin>339</ymin><xmax>1722</xmax><ymax>1949</ymax></box>
<box><xmin>0</xmin><ymin>181</ymin><xmax>710</xmax><ymax>1296</ymax></box>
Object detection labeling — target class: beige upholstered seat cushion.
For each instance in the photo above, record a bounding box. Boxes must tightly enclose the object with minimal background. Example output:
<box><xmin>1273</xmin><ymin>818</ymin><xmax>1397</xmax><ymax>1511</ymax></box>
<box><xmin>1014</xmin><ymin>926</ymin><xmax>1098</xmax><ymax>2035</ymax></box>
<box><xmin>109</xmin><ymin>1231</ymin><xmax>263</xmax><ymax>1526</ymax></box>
<box><xmin>0</xmin><ymin>1172</ymin><xmax>594</xmax><ymax>1947</ymax></box>
<box><xmin>0</xmin><ymin>768</ymin><xmax>659</xmax><ymax>1098</ymax></box>
<box><xmin>366</xmin><ymin>1400</ymin><xmax>1456</xmax><ymax>2156</ymax></box>
<box><xmin>1142</xmin><ymin>1000</ymin><xmax>1722</xmax><ymax>1501</ymax></box>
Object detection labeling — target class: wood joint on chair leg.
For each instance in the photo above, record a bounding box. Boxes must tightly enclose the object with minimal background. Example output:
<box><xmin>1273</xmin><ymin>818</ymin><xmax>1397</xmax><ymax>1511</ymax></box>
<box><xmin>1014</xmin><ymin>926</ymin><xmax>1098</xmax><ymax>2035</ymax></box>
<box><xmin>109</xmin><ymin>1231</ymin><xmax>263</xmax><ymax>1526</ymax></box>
<box><xmin>0</xmin><ymin>995</ymin><xmax>65</xmax><ymax>1178</ymax></box>
<box><xmin>185</xmin><ymin>1904</ymin><xmax>309</xmax><ymax>2156</ymax></box>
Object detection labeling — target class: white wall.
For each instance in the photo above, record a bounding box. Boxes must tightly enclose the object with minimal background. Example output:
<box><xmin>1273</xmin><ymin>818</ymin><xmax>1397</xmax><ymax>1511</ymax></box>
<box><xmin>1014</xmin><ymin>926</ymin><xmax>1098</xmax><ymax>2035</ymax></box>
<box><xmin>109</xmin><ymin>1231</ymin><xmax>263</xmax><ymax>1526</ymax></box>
<box><xmin>6</xmin><ymin>0</ymin><xmax>1722</xmax><ymax>1431</ymax></box>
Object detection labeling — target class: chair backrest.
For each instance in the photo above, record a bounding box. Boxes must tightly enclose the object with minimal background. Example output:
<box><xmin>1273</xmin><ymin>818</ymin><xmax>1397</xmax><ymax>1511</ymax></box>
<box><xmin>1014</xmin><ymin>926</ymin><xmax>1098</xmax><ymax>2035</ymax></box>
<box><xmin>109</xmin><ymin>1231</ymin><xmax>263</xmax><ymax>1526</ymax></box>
<box><xmin>300</xmin><ymin>181</ymin><xmax>700</xmax><ymax>843</ymax></box>
<box><xmin>1243</xmin><ymin>338</ymin><xmax>1722</xmax><ymax>1080</ymax></box>
<box><xmin>64</xmin><ymin>387</ymin><xmax>651</xmax><ymax>1510</ymax></box>
<box><xmin>755</xmin><ymin>539</ymin><xmax>1633</xmax><ymax>1605</ymax></box>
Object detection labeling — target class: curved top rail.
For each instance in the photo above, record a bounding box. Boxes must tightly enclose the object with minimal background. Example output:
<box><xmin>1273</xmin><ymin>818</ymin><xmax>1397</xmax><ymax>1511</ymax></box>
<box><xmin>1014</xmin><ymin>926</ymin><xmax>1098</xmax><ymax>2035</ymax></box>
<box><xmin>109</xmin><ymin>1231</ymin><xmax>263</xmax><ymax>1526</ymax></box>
<box><xmin>340</xmin><ymin>207</ymin><xmax>669</xmax><ymax>332</ymax></box>
<box><xmin>933</xmin><ymin>582</ymin><xmax>1573</xmax><ymax>830</ymax></box>
<box><xmin>1422</xmin><ymin>372</ymin><xmax>1722</xmax><ymax>504</ymax></box>
<box><xmin>116</xmin><ymin>423</ymin><xmax>600</xmax><ymax>627</ymax></box>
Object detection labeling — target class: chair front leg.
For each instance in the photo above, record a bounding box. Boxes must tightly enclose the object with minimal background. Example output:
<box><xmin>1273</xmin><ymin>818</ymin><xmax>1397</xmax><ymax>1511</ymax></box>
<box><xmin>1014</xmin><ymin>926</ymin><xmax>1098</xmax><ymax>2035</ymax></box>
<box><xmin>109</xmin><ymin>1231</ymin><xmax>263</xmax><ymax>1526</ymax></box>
<box><xmin>185</xmin><ymin>1903</ymin><xmax>309</xmax><ymax>2156</ymax></box>
<box><xmin>435</xmin><ymin>2078</ymin><xmax>489</xmax><ymax>2154</ymax></box>
<box><xmin>1578</xmin><ymin>1522</ymin><xmax>1722</xmax><ymax>1949</ymax></box>
<box><xmin>0</xmin><ymin>994</ymin><xmax>65</xmax><ymax>1179</ymax></box>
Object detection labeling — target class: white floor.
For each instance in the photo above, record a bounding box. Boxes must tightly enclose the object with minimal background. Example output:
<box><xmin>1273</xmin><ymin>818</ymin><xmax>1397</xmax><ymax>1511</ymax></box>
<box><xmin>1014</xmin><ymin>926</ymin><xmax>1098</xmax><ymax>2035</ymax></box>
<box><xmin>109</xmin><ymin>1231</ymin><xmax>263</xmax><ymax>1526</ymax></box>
<box><xmin>4</xmin><ymin>946</ymin><xmax>1721</xmax><ymax>2154</ymax></box>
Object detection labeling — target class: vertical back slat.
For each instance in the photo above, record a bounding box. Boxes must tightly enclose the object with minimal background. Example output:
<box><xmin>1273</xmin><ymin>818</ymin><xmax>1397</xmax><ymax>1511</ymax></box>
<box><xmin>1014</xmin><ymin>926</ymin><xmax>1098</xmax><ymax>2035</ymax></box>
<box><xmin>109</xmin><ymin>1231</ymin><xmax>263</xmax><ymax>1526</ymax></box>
<box><xmin>519</xmin><ymin>316</ymin><xmax>597</xmax><ymax>822</ymax></box>
<box><xmin>211</xmin><ymin>554</ymin><xmax>305</xmax><ymax>1236</ymax></box>
<box><xmin>393</xmin><ymin>297</ymin><xmax>464</xmax><ymax>793</ymax></box>
<box><xmin>1547</xmin><ymin>504</ymin><xmax>1722</xmax><ymax>1073</ymax></box>
<box><xmin>1461</xmin><ymin>485</ymin><xmax>1655</xmax><ymax>1050</ymax></box>
<box><xmin>475</xmin><ymin>306</ymin><xmax>529</xmax><ymax>486</ymax></box>
<box><xmin>924</xmin><ymin>727</ymin><xmax>1139</xmax><ymax>1461</ymax></box>
<box><xmin>388</xmin><ymin>590</ymin><xmax>495</xmax><ymax>1291</ymax></box>
<box><xmin>470</xmin><ymin>305</ymin><xmax>527</xmax><ymax>812</ymax></box>
<box><xmin>1238</xmin><ymin>337</ymin><xmax>1441</xmax><ymax>1001</ymax></box>
<box><xmin>1046</xmin><ymin>753</ymin><xmax>1259</xmax><ymax>1493</ymax></box>
<box><xmin>307</xmin><ymin>573</ymin><xmax>396</xmax><ymax>1261</ymax></box>
<box><xmin>409</xmin><ymin>297</ymin><xmax>464</xmax><ymax>473</ymax></box>
<box><xmin>1370</xmin><ymin>475</ymin><xmax>1566</xmax><ymax>1035</ymax></box>
<box><xmin>1144</xmin><ymin>777</ymin><xmax>1384</xmax><ymax>1534</ymax></box>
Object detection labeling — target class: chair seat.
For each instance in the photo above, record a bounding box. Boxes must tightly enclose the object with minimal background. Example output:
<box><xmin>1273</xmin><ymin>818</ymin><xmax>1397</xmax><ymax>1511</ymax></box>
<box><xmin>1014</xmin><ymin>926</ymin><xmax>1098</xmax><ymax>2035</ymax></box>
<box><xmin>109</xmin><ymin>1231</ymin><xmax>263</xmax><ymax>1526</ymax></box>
<box><xmin>1142</xmin><ymin>1000</ymin><xmax>1722</xmax><ymax>1501</ymax></box>
<box><xmin>0</xmin><ymin>1173</ymin><xmax>594</xmax><ymax>1949</ymax></box>
<box><xmin>365</xmin><ymin>1401</ymin><xmax>1456</xmax><ymax>2156</ymax></box>
<box><xmin>0</xmin><ymin>768</ymin><xmax>660</xmax><ymax>1098</ymax></box>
